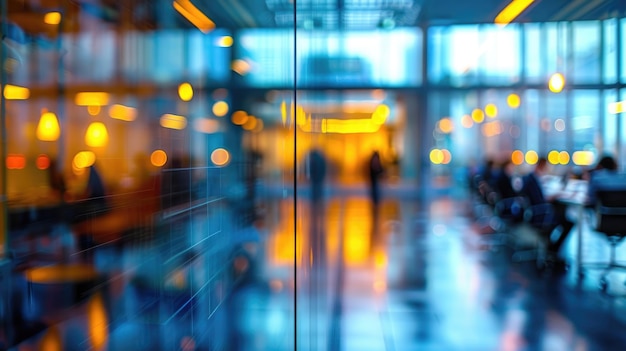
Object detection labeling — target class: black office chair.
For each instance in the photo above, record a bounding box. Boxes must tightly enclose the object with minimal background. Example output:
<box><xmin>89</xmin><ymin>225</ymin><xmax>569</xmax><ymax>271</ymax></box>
<box><xmin>592</xmin><ymin>189</ymin><xmax>626</xmax><ymax>291</ymax></box>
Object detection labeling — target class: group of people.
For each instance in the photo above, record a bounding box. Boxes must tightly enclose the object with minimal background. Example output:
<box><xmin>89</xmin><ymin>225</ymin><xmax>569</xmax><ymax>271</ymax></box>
<box><xmin>475</xmin><ymin>154</ymin><xmax>621</xmax><ymax>265</ymax></box>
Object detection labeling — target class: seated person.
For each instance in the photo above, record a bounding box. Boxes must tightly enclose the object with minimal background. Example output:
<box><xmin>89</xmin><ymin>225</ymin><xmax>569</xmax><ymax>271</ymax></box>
<box><xmin>521</xmin><ymin>157</ymin><xmax>574</xmax><ymax>258</ymax></box>
<box><xmin>586</xmin><ymin>155</ymin><xmax>618</xmax><ymax>206</ymax></box>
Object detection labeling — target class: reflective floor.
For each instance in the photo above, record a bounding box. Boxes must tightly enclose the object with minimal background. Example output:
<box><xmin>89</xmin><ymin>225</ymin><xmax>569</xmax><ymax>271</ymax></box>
<box><xmin>7</xmin><ymin>185</ymin><xmax>626</xmax><ymax>350</ymax></box>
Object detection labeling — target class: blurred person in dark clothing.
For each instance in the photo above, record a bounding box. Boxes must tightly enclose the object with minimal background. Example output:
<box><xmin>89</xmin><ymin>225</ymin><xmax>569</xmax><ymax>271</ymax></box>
<box><xmin>522</xmin><ymin>157</ymin><xmax>574</xmax><ymax>259</ymax></box>
<box><xmin>494</xmin><ymin>160</ymin><xmax>519</xmax><ymax>200</ymax></box>
<box><xmin>369</xmin><ymin>150</ymin><xmax>384</xmax><ymax>211</ymax></box>
<box><xmin>586</xmin><ymin>155</ymin><xmax>618</xmax><ymax>206</ymax></box>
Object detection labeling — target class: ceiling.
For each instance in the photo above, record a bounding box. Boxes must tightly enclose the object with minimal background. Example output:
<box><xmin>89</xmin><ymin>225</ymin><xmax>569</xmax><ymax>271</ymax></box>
<box><xmin>2</xmin><ymin>0</ymin><xmax>626</xmax><ymax>41</ymax></box>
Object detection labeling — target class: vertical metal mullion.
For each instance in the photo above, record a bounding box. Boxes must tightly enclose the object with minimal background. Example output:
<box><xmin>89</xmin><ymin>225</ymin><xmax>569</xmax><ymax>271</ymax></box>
<box><xmin>616</xmin><ymin>18</ymin><xmax>623</xmax><ymax>169</ymax></box>
<box><xmin>566</xmin><ymin>21</ymin><xmax>574</xmax><ymax>153</ymax></box>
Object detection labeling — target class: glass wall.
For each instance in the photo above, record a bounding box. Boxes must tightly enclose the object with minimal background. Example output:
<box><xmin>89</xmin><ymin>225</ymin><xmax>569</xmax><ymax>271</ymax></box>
<box><xmin>1</xmin><ymin>1</ymin><xmax>626</xmax><ymax>349</ymax></box>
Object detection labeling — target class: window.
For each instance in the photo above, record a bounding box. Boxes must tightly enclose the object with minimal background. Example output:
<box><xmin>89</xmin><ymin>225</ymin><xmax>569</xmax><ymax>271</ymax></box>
<box><xmin>572</xmin><ymin>21</ymin><xmax>601</xmax><ymax>84</ymax></box>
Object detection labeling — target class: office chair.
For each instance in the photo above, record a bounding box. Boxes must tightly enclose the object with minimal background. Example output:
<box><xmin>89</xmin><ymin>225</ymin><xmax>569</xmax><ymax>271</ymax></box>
<box><xmin>511</xmin><ymin>202</ymin><xmax>557</xmax><ymax>269</ymax></box>
<box><xmin>592</xmin><ymin>189</ymin><xmax>626</xmax><ymax>292</ymax></box>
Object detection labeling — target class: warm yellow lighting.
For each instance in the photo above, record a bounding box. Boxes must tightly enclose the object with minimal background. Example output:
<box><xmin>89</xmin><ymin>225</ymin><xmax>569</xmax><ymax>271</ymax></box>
<box><xmin>108</xmin><ymin>104</ymin><xmax>137</xmax><ymax>121</ymax></box>
<box><xmin>472</xmin><ymin>109</ymin><xmax>485</xmax><ymax>123</ymax></box>
<box><xmin>253</xmin><ymin>119</ymin><xmax>264</xmax><ymax>133</ymax></box>
<box><xmin>572</xmin><ymin>151</ymin><xmax>594</xmax><ymax>166</ymax></box>
<box><xmin>75</xmin><ymin>92</ymin><xmax>110</xmax><ymax>106</ymax></box>
<box><xmin>173</xmin><ymin>0</ymin><xmax>215</xmax><ymax>33</ymax></box>
<box><xmin>178</xmin><ymin>82</ymin><xmax>194</xmax><ymax>101</ymax></box>
<box><xmin>511</xmin><ymin>150</ymin><xmax>524</xmax><ymax>165</ymax></box>
<box><xmin>280</xmin><ymin>101</ymin><xmax>287</xmax><ymax>126</ymax></box>
<box><xmin>322</xmin><ymin>118</ymin><xmax>381</xmax><ymax>134</ymax></box>
<box><xmin>88</xmin><ymin>293</ymin><xmax>109</xmax><ymax>350</ymax></box>
<box><xmin>87</xmin><ymin>105</ymin><xmax>101</xmax><ymax>116</ymax></box>
<box><xmin>548</xmin><ymin>150</ymin><xmax>560</xmax><ymax>165</ymax></box>
<box><xmin>193</xmin><ymin>118</ymin><xmax>219</xmax><ymax>134</ymax></box>
<box><xmin>231</xmin><ymin>110</ymin><xmax>248</xmax><ymax>125</ymax></box>
<box><xmin>608</xmin><ymin>101</ymin><xmax>625</xmax><ymax>114</ymax></box>
<box><xmin>39</xmin><ymin>326</ymin><xmax>62</xmax><ymax>351</ymax></box>
<box><xmin>441</xmin><ymin>149</ymin><xmax>452</xmax><ymax>164</ymax></box>
<box><xmin>36</xmin><ymin>111</ymin><xmax>60</xmax><ymax>141</ymax></box>
<box><xmin>485</xmin><ymin>104</ymin><xmax>498</xmax><ymax>118</ymax></box>
<box><xmin>558</xmin><ymin>151</ymin><xmax>570</xmax><ymax>165</ymax></box>
<box><xmin>371</xmin><ymin>104</ymin><xmax>390</xmax><ymax>125</ymax></box>
<box><xmin>3</xmin><ymin>84</ymin><xmax>30</xmax><ymax>100</ymax></box>
<box><xmin>150</xmin><ymin>150</ymin><xmax>168</xmax><ymax>167</ymax></box>
<box><xmin>438</xmin><ymin>118</ymin><xmax>454</xmax><ymax>134</ymax></box>
<box><xmin>507</xmin><ymin>94</ymin><xmax>521</xmax><ymax>109</ymax></box>
<box><xmin>44</xmin><ymin>12</ymin><xmax>62</xmax><ymax>25</ymax></box>
<box><xmin>494</xmin><ymin>0</ymin><xmax>535</xmax><ymax>27</ymax></box>
<box><xmin>212</xmin><ymin>101</ymin><xmax>229</xmax><ymax>117</ymax></box>
<box><xmin>548</xmin><ymin>73</ymin><xmax>565</xmax><ymax>93</ymax></box>
<box><xmin>461</xmin><ymin>114</ymin><xmax>473</xmax><ymax>128</ymax></box>
<box><xmin>296</xmin><ymin>106</ymin><xmax>306</xmax><ymax>126</ymax></box>
<box><xmin>525</xmin><ymin>150</ymin><xmax>539</xmax><ymax>165</ymax></box>
<box><xmin>73</xmin><ymin>151</ymin><xmax>96</xmax><ymax>169</ymax></box>
<box><xmin>85</xmin><ymin>122</ymin><xmax>109</xmax><ymax>147</ymax></box>
<box><xmin>242</xmin><ymin>116</ymin><xmax>258</xmax><ymax>131</ymax></box>
<box><xmin>218</xmin><ymin>36</ymin><xmax>233</xmax><ymax>47</ymax></box>
<box><xmin>211</xmin><ymin>148</ymin><xmax>230</xmax><ymax>166</ymax></box>
<box><xmin>232</xmin><ymin>59</ymin><xmax>251</xmax><ymax>75</ymax></box>
<box><xmin>430</xmin><ymin>149</ymin><xmax>444</xmax><ymax>164</ymax></box>
<box><xmin>160</xmin><ymin>114</ymin><xmax>187</xmax><ymax>130</ymax></box>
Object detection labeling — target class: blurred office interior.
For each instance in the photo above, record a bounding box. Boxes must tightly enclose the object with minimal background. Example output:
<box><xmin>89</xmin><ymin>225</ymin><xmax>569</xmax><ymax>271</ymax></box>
<box><xmin>2</xmin><ymin>0</ymin><xmax>626</xmax><ymax>350</ymax></box>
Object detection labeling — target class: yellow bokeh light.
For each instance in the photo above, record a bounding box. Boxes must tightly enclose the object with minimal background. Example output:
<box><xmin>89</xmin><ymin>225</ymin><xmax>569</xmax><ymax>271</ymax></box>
<box><xmin>461</xmin><ymin>114</ymin><xmax>473</xmax><ymax>128</ymax></box>
<box><xmin>85</xmin><ymin>122</ymin><xmax>109</xmax><ymax>147</ymax></box>
<box><xmin>548</xmin><ymin>150</ymin><xmax>560</xmax><ymax>165</ymax></box>
<box><xmin>87</xmin><ymin>105</ymin><xmax>101</xmax><ymax>116</ymax></box>
<box><xmin>211</xmin><ymin>148</ymin><xmax>230</xmax><ymax>166</ymax></box>
<box><xmin>441</xmin><ymin>149</ymin><xmax>452</xmax><ymax>164</ymax></box>
<box><xmin>160</xmin><ymin>114</ymin><xmax>188</xmax><ymax>130</ymax></box>
<box><xmin>608</xmin><ymin>101</ymin><xmax>625</xmax><ymax>114</ymax></box>
<box><xmin>73</xmin><ymin>151</ymin><xmax>96</xmax><ymax>169</ymax></box>
<box><xmin>108</xmin><ymin>104</ymin><xmax>137</xmax><ymax>121</ymax></box>
<box><xmin>3</xmin><ymin>84</ymin><xmax>30</xmax><ymax>100</ymax></box>
<box><xmin>218</xmin><ymin>36</ymin><xmax>234</xmax><ymax>47</ymax></box>
<box><xmin>232</xmin><ymin>59</ymin><xmax>251</xmax><ymax>75</ymax></box>
<box><xmin>88</xmin><ymin>293</ymin><xmax>109</xmax><ymax>350</ymax></box>
<box><xmin>178</xmin><ymin>82</ymin><xmax>194</xmax><ymax>101</ymax></box>
<box><xmin>525</xmin><ymin>150</ymin><xmax>539</xmax><ymax>165</ymax></box>
<box><xmin>231</xmin><ymin>110</ymin><xmax>249</xmax><ymax>125</ymax></box>
<box><xmin>572</xmin><ymin>151</ymin><xmax>594</xmax><ymax>166</ymax></box>
<box><xmin>242</xmin><ymin>116</ymin><xmax>258</xmax><ymax>131</ymax></box>
<box><xmin>75</xmin><ymin>92</ymin><xmax>110</xmax><ymax>106</ymax></box>
<box><xmin>173</xmin><ymin>0</ymin><xmax>215</xmax><ymax>33</ymax></box>
<box><xmin>511</xmin><ymin>150</ymin><xmax>524</xmax><ymax>165</ymax></box>
<box><xmin>430</xmin><ymin>149</ymin><xmax>444</xmax><ymax>164</ymax></box>
<box><xmin>372</xmin><ymin>104</ymin><xmax>390</xmax><ymax>125</ymax></box>
<box><xmin>150</xmin><ymin>150</ymin><xmax>168</xmax><ymax>167</ymax></box>
<box><xmin>44</xmin><ymin>11</ymin><xmax>61</xmax><ymax>25</ymax></box>
<box><xmin>558</xmin><ymin>151</ymin><xmax>570</xmax><ymax>165</ymax></box>
<box><xmin>548</xmin><ymin>73</ymin><xmax>565</xmax><ymax>93</ymax></box>
<box><xmin>212</xmin><ymin>101</ymin><xmax>229</xmax><ymax>117</ymax></box>
<box><xmin>472</xmin><ymin>109</ymin><xmax>485</xmax><ymax>123</ymax></box>
<box><xmin>438</xmin><ymin>118</ymin><xmax>454</xmax><ymax>134</ymax></box>
<box><xmin>485</xmin><ymin>104</ymin><xmax>498</xmax><ymax>118</ymax></box>
<box><xmin>36</xmin><ymin>111</ymin><xmax>60</xmax><ymax>141</ymax></box>
<box><xmin>507</xmin><ymin>93</ymin><xmax>521</xmax><ymax>109</ymax></box>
